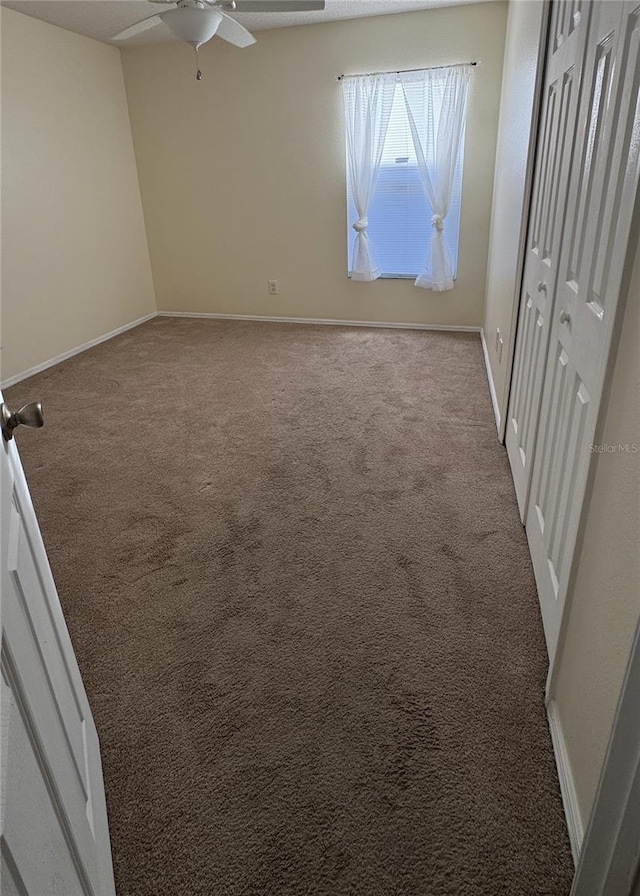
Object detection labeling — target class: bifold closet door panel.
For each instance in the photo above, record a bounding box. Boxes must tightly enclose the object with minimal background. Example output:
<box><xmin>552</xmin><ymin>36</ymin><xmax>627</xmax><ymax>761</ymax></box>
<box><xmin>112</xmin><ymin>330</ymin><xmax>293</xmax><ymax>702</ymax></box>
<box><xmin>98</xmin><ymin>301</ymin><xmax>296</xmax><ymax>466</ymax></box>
<box><xmin>505</xmin><ymin>0</ymin><xmax>592</xmax><ymax>519</ymax></box>
<box><xmin>526</xmin><ymin>0</ymin><xmax>640</xmax><ymax>661</ymax></box>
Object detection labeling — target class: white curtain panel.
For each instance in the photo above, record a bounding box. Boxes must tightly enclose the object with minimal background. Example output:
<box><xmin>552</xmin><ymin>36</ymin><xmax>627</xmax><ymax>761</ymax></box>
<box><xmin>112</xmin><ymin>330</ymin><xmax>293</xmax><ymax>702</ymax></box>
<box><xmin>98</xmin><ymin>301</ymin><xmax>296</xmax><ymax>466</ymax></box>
<box><xmin>342</xmin><ymin>73</ymin><xmax>396</xmax><ymax>281</ymax></box>
<box><xmin>401</xmin><ymin>65</ymin><xmax>473</xmax><ymax>291</ymax></box>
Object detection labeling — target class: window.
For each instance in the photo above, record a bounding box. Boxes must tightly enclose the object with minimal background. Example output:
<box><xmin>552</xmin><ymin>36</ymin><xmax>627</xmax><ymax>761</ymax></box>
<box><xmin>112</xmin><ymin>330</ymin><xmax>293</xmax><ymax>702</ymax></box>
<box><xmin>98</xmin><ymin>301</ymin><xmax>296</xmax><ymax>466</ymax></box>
<box><xmin>347</xmin><ymin>83</ymin><xmax>463</xmax><ymax>279</ymax></box>
<box><xmin>342</xmin><ymin>66</ymin><xmax>473</xmax><ymax>291</ymax></box>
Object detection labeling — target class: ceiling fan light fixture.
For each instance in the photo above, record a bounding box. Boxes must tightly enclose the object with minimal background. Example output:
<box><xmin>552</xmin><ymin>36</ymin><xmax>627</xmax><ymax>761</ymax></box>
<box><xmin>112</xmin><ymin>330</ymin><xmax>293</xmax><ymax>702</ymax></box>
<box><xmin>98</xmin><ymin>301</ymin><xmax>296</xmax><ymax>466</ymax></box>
<box><xmin>160</xmin><ymin>7</ymin><xmax>224</xmax><ymax>48</ymax></box>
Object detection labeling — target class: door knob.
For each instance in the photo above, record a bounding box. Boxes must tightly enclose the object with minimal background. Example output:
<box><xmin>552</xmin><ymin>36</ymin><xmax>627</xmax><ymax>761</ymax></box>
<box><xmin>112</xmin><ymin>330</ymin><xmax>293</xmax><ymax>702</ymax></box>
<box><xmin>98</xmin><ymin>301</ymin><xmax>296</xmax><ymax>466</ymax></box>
<box><xmin>1</xmin><ymin>402</ymin><xmax>44</xmax><ymax>442</ymax></box>
<box><xmin>537</xmin><ymin>281</ymin><xmax>547</xmax><ymax>293</ymax></box>
<box><xmin>559</xmin><ymin>310</ymin><xmax>571</xmax><ymax>324</ymax></box>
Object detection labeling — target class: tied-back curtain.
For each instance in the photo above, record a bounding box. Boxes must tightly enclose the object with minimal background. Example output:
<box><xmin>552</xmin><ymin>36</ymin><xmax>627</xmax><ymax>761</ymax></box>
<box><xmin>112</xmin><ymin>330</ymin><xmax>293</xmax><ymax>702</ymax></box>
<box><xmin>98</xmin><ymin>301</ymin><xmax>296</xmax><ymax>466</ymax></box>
<box><xmin>342</xmin><ymin>73</ymin><xmax>396</xmax><ymax>281</ymax></box>
<box><xmin>400</xmin><ymin>65</ymin><xmax>473</xmax><ymax>291</ymax></box>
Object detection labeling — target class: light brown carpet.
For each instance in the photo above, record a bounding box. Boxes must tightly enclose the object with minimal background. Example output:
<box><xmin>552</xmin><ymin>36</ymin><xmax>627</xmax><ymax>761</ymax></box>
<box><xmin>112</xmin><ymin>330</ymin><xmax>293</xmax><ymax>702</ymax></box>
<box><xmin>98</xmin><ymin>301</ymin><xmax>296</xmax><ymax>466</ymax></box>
<box><xmin>6</xmin><ymin>318</ymin><xmax>574</xmax><ymax>895</ymax></box>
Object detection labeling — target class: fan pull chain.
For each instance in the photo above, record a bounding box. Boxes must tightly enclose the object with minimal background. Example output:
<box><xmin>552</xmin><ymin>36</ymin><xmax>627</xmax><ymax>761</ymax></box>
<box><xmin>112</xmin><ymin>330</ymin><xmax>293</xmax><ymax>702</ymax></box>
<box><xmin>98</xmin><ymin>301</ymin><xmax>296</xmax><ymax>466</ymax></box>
<box><xmin>194</xmin><ymin>45</ymin><xmax>202</xmax><ymax>81</ymax></box>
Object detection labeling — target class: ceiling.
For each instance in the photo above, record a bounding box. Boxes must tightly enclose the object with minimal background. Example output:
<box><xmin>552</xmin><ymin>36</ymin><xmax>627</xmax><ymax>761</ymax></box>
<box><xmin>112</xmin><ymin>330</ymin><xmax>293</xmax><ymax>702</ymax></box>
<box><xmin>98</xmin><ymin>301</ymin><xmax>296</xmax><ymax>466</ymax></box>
<box><xmin>0</xmin><ymin>0</ymin><xmax>490</xmax><ymax>46</ymax></box>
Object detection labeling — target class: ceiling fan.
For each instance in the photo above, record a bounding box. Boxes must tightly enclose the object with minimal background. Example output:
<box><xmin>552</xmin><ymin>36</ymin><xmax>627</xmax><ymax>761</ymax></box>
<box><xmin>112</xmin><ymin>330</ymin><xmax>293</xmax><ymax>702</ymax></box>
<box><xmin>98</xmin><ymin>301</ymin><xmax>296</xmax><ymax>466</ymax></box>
<box><xmin>112</xmin><ymin>0</ymin><xmax>325</xmax><ymax>79</ymax></box>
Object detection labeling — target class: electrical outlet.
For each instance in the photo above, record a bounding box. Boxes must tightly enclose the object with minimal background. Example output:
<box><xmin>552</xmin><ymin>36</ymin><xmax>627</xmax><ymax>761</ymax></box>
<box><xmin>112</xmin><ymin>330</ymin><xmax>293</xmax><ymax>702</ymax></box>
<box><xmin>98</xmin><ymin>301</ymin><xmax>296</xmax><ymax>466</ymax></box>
<box><xmin>268</xmin><ymin>280</ymin><xmax>279</xmax><ymax>295</ymax></box>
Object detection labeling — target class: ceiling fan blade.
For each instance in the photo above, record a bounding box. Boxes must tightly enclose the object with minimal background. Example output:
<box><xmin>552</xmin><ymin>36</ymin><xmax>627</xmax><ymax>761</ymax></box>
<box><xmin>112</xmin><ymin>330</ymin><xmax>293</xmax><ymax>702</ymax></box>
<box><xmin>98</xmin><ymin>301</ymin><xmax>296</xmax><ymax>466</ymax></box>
<box><xmin>112</xmin><ymin>15</ymin><xmax>164</xmax><ymax>41</ymax></box>
<box><xmin>216</xmin><ymin>11</ymin><xmax>256</xmax><ymax>47</ymax></box>
<box><xmin>229</xmin><ymin>1</ymin><xmax>325</xmax><ymax>11</ymax></box>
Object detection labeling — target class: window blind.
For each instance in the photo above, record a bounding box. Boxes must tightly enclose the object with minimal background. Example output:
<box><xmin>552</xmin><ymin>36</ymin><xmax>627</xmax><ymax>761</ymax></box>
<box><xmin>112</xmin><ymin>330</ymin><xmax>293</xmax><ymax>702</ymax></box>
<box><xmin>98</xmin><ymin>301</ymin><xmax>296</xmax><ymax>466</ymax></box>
<box><xmin>346</xmin><ymin>81</ymin><xmax>464</xmax><ymax>279</ymax></box>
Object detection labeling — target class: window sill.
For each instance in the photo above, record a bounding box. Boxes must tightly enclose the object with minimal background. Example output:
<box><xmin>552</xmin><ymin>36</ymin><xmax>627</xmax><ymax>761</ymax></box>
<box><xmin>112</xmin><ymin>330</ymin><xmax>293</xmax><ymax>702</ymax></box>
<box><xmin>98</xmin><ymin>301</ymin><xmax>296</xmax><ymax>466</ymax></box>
<box><xmin>347</xmin><ymin>273</ymin><xmax>458</xmax><ymax>281</ymax></box>
<box><xmin>379</xmin><ymin>273</ymin><xmax>418</xmax><ymax>280</ymax></box>
<box><xmin>347</xmin><ymin>273</ymin><xmax>418</xmax><ymax>280</ymax></box>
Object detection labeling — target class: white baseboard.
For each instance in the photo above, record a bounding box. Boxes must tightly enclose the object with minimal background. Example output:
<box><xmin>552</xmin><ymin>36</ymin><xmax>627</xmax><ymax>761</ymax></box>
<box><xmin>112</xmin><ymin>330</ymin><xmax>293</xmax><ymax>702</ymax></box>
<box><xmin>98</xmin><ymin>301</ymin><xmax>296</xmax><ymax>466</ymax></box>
<box><xmin>480</xmin><ymin>329</ymin><xmax>502</xmax><ymax>435</ymax></box>
<box><xmin>157</xmin><ymin>311</ymin><xmax>482</xmax><ymax>333</ymax></box>
<box><xmin>1</xmin><ymin>312</ymin><xmax>156</xmax><ymax>389</ymax></box>
<box><xmin>547</xmin><ymin>699</ymin><xmax>584</xmax><ymax>863</ymax></box>
<box><xmin>2</xmin><ymin>311</ymin><xmax>482</xmax><ymax>389</ymax></box>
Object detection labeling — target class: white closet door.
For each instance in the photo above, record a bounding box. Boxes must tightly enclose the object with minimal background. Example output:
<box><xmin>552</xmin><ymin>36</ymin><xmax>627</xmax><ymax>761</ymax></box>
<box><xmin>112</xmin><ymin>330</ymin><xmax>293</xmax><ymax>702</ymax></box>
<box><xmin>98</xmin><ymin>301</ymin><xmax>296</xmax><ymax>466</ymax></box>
<box><xmin>526</xmin><ymin>0</ymin><xmax>640</xmax><ymax>662</ymax></box>
<box><xmin>506</xmin><ymin>0</ymin><xmax>592</xmax><ymax>518</ymax></box>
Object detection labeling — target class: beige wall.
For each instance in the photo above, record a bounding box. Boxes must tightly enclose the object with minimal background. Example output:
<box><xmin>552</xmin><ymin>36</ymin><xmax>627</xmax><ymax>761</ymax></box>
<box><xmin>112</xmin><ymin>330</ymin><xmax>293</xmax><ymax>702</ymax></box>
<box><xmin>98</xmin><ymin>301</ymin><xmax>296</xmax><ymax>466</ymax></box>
<box><xmin>553</xmin><ymin>234</ymin><xmax>640</xmax><ymax>825</ymax></box>
<box><xmin>121</xmin><ymin>2</ymin><xmax>507</xmax><ymax>326</ymax></box>
<box><xmin>483</xmin><ymin>0</ymin><xmax>544</xmax><ymax>425</ymax></box>
<box><xmin>0</xmin><ymin>8</ymin><xmax>156</xmax><ymax>383</ymax></box>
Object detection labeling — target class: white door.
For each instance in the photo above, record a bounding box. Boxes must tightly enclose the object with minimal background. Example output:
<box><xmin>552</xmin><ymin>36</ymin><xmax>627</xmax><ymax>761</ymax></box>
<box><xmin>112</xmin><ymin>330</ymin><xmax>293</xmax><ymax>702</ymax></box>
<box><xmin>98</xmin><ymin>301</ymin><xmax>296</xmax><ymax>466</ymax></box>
<box><xmin>506</xmin><ymin>0</ymin><xmax>592</xmax><ymax>518</ymax></box>
<box><xmin>526</xmin><ymin>0</ymin><xmax>640</xmax><ymax>661</ymax></box>
<box><xmin>1</xmin><ymin>394</ymin><xmax>116</xmax><ymax>895</ymax></box>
